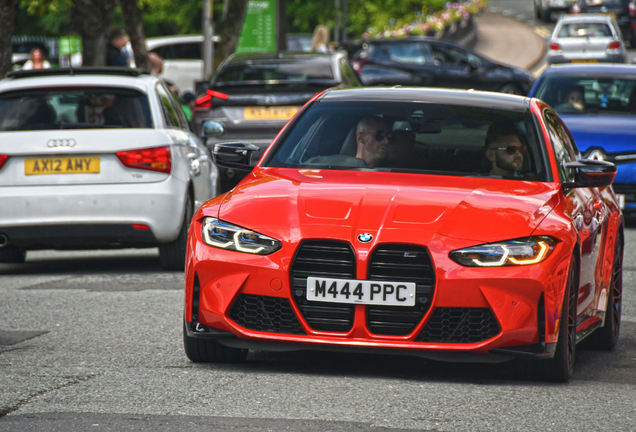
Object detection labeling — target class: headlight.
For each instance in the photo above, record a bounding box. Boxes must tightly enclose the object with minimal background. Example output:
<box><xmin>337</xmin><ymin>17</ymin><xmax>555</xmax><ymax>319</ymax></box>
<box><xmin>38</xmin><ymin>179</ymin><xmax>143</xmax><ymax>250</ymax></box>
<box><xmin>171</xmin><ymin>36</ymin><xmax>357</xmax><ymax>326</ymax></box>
<box><xmin>201</xmin><ymin>217</ymin><xmax>282</xmax><ymax>255</ymax></box>
<box><xmin>449</xmin><ymin>236</ymin><xmax>556</xmax><ymax>267</ymax></box>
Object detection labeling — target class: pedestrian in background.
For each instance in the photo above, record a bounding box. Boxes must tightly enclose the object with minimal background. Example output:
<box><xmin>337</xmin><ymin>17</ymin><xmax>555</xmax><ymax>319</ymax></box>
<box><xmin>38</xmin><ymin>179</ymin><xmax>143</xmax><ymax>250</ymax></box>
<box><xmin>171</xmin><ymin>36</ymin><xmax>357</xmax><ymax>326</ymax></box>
<box><xmin>311</xmin><ymin>25</ymin><xmax>330</xmax><ymax>53</ymax></box>
<box><xmin>106</xmin><ymin>28</ymin><xmax>129</xmax><ymax>67</ymax></box>
<box><xmin>149</xmin><ymin>52</ymin><xmax>164</xmax><ymax>76</ymax></box>
<box><xmin>22</xmin><ymin>48</ymin><xmax>51</xmax><ymax>70</ymax></box>
<box><xmin>180</xmin><ymin>92</ymin><xmax>196</xmax><ymax>122</ymax></box>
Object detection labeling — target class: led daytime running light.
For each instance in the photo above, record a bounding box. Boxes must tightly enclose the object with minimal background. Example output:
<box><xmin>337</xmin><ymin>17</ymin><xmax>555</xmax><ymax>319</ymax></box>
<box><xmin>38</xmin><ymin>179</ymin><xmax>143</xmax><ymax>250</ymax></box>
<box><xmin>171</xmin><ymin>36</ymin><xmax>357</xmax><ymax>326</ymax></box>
<box><xmin>508</xmin><ymin>241</ymin><xmax>549</xmax><ymax>265</ymax></box>
<box><xmin>473</xmin><ymin>246</ymin><xmax>510</xmax><ymax>266</ymax></box>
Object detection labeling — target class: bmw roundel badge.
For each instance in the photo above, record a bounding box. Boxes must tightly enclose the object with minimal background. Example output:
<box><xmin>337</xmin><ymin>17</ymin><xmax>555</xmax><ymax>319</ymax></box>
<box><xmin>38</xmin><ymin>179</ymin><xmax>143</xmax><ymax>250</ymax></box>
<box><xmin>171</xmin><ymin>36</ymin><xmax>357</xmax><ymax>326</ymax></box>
<box><xmin>357</xmin><ymin>233</ymin><xmax>373</xmax><ymax>243</ymax></box>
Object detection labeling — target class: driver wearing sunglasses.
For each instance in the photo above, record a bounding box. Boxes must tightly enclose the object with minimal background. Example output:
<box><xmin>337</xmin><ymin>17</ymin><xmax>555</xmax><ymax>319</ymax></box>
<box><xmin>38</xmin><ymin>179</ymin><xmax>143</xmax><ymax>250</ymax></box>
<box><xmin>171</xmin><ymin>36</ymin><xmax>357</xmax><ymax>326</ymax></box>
<box><xmin>356</xmin><ymin>116</ymin><xmax>392</xmax><ymax>167</ymax></box>
<box><xmin>484</xmin><ymin>121</ymin><xmax>527</xmax><ymax>177</ymax></box>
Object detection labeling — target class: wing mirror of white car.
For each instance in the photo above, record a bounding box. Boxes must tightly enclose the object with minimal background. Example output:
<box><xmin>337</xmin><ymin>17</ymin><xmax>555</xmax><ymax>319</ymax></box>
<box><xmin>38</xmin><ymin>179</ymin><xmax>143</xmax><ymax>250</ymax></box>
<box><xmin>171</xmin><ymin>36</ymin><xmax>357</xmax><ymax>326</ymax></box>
<box><xmin>201</xmin><ymin>120</ymin><xmax>225</xmax><ymax>138</ymax></box>
<box><xmin>213</xmin><ymin>141</ymin><xmax>260</xmax><ymax>168</ymax></box>
<box><xmin>563</xmin><ymin>159</ymin><xmax>616</xmax><ymax>189</ymax></box>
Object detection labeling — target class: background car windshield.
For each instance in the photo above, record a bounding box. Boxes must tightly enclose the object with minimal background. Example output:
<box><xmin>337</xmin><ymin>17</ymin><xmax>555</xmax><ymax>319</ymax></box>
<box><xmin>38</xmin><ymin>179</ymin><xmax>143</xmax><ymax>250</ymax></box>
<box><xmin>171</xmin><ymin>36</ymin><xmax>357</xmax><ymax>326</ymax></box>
<box><xmin>266</xmin><ymin>101</ymin><xmax>548</xmax><ymax>181</ymax></box>
<box><xmin>558</xmin><ymin>23</ymin><xmax>613</xmax><ymax>37</ymax></box>
<box><xmin>535</xmin><ymin>75</ymin><xmax>636</xmax><ymax>115</ymax></box>
<box><xmin>215</xmin><ymin>58</ymin><xmax>335</xmax><ymax>84</ymax></box>
<box><xmin>0</xmin><ymin>87</ymin><xmax>153</xmax><ymax>131</ymax></box>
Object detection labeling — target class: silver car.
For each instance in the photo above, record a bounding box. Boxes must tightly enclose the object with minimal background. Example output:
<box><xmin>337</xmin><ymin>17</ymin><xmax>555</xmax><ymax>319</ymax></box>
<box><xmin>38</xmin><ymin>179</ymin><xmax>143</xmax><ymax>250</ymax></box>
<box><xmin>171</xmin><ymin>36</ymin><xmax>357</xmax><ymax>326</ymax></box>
<box><xmin>547</xmin><ymin>14</ymin><xmax>628</xmax><ymax>64</ymax></box>
<box><xmin>0</xmin><ymin>68</ymin><xmax>220</xmax><ymax>270</ymax></box>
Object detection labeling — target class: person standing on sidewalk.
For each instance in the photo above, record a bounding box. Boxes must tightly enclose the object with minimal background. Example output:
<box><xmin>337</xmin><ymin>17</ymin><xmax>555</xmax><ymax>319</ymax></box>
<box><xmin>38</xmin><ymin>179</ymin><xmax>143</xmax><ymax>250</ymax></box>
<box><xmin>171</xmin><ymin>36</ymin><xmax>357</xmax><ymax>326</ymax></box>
<box><xmin>106</xmin><ymin>28</ymin><xmax>129</xmax><ymax>67</ymax></box>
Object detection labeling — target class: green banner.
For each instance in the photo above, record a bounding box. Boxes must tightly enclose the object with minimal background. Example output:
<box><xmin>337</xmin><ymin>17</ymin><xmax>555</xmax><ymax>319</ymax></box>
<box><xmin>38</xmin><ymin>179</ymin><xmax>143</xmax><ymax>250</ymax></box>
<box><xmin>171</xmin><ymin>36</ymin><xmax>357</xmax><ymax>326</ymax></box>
<box><xmin>236</xmin><ymin>0</ymin><xmax>276</xmax><ymax>54</ymax></box>
<box><xmin>59</xmin><ymin>36</ymin><xmax>83</xmax><ymax>56</ymax></box>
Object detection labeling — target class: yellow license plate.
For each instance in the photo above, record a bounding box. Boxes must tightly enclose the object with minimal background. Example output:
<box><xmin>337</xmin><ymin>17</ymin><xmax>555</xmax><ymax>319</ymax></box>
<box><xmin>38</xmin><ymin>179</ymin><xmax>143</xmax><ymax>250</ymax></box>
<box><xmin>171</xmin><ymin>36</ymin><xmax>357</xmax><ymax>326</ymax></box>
<box><xmin>25</xmin><ymin>157</ymin><xmax>100</xmax><ymax>175</ymax></box>
<box><xmin>572</xmin><ymin>59</ymin><xmax>598</xmax><ymax>63</ymax></box>
<box><xmin>244</xmin><ymin>106</ymin><xmax>298</xmax><ymax>120</ymax></box>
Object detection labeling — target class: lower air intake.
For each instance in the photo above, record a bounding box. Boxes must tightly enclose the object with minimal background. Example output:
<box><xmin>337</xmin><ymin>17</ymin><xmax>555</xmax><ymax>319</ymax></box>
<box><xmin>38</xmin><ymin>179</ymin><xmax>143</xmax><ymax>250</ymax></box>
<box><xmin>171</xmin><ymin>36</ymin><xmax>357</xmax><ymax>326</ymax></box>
<box><xmin>229</xmin><ymin>294</ymin><xmax>306</xmax><ymax>335</ymax></box>
<box><xmin>415</xmin><ymin>308</ymin><xmax>500</xmax><ymax>343</ymax></box>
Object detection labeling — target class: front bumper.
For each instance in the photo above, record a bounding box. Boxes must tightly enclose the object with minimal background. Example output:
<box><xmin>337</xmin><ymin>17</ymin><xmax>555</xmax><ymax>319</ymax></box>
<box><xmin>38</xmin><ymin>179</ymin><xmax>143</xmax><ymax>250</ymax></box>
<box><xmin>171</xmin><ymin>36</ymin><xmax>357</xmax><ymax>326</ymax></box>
<box><xmin>185</xmin><ymin>228</ymin><xmax>573</xmax><ymax>362</ymax></box>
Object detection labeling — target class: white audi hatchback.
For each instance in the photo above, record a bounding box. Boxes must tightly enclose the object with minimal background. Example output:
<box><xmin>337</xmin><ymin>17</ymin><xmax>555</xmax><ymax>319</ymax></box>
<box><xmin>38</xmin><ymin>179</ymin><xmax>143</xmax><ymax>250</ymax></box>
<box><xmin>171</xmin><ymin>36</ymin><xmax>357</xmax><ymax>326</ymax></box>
<box><xmin>0</xmin><ymin>68</ymin><xmax>220</xmax><ymax>270</ymax></box>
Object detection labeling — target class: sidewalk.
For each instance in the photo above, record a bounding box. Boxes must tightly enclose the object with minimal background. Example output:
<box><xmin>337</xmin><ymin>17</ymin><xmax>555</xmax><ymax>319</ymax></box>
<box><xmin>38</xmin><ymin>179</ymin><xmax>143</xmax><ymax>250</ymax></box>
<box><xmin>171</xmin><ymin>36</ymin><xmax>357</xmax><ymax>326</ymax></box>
<box><xmin>471</xmin><ymin>10</ymin><xmax>546</xmax><ymax>72</ymax></box>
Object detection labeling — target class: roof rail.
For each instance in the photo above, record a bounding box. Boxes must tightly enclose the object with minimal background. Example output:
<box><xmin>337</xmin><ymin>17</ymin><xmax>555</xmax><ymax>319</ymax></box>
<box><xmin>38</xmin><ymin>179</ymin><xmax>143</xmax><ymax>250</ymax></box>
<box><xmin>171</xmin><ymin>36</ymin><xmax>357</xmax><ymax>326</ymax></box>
<box><xmin>6</xmin><ymin>67</ymin><xmax>151</xmax><ymax>79</ymax></box>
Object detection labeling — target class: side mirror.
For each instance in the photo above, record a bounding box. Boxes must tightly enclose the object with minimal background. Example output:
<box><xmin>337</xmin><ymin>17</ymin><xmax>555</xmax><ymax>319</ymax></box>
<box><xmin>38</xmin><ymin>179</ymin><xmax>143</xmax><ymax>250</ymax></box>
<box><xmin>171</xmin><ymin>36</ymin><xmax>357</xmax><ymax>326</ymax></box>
<box><xmin>201</xmin><ymin>120</ymin><xmax>225</xmax><ymax>138</ymax></box>
<box><xmin>563</xmin><ymin>159</ymin><xmax>616</xmax><ymax>189</ymax></box>
<box><xmin>213</xmin><ymin>141</ymin><xmax>260</xmax><ymax>169</ymax></box>
<box><xmin>469</xmin><ymin>59</ymin><xmax>481</xmax><ymax>70</ymax></box>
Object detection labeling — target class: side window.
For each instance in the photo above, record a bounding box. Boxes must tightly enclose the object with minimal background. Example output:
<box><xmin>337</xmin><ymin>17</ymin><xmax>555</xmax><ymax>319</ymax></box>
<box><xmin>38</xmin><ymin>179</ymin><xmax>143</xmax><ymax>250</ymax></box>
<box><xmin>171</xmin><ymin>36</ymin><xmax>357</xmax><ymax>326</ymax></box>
<box><xmin>382</xmin><ymin>43</ymin><xmax>427</xmax><ymax>65</ymax></box>
<box><xmin>544</xmin><ymin>111</ymin><xmax>576</xmax><ymax>183</ymax></box>
<box><xmin>430</xmin><ymin>44</ymin><xmax>469</xmax><ymax>67</ymax></box>
<box><xmin>156</xmin><ymin>83</ymin><xmax>179</xmax><ymax>128</ymax></box>
<box><xmin>173</xmin><ymin>43</ymin><xmax>202</xmax><ymax>60</ymax></box>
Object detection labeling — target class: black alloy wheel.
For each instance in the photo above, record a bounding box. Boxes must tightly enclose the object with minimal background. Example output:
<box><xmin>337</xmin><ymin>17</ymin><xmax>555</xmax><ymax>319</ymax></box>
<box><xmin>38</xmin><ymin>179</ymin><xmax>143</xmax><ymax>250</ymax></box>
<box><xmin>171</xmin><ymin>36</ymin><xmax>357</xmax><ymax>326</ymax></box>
<box><xmin>580</xmin><ymin>234</ymin><xmax>623</xmax><ymax>350</ymax></box>
<box><xmin>532</xmin><ymin>258</ymin><xmax>578</xmax><ymax>382</ymax></box>
<box><xmin>183</xmin><ymin>321</ymin><xmax>248</xmax><ymax>363</ymax></box>
<box><xmin>159</xmin><ymin>192</ymin><xmax>193</xmax><ymax>271</ymax></box>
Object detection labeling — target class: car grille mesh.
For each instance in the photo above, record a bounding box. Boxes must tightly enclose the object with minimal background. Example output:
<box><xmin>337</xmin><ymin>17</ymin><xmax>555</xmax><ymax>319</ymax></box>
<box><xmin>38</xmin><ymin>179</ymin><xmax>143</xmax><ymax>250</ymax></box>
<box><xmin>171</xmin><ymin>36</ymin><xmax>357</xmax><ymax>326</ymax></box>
<box><xmin>290</xmin><ymin>240</ymin><xmax>356</xmax><ymax>332</ymax></box>
<box><xmin>366</xmin><ymin>244</ymin><xmax>435</xmax><ymax>335</ymax></box>
<box><xmin>415</xmin><ymin>308</ymin><xmax>500</xmax><ymax>343</ymax></box>
<box><xmin>229</xmin><ymin>294</ymin><xmax>305</xmax><ymax>334</ymax></box>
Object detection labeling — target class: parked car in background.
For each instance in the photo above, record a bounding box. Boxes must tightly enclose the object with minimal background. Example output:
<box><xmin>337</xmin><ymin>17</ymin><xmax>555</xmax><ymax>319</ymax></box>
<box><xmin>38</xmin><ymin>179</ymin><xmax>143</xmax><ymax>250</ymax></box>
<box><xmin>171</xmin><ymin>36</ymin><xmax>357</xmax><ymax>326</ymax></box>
<box><xmin>349</xmin><ymin>37</ymin><xmax>534</xmax><ymax>95</ymax></box>
<box><xmin>0</xmin><ymin>68</ymin><xmax>219</xmax><ymax>269</ymax></box>
<box><xmin>547</xmin><ymin>14</ymin><xmax>627</xmax><ymax>64</ymax></box>
<box><xmin>146</xmin><ymin>35</ymin><xmax>219</xmax><ymax>94</ymax></box>
<box><xmin>192</xmin><ymin>51</ymin><xmax>362</xmax><ymax>192</ymax></box>
<box><xmin>572</xmin><ymin>0</ymin><xmax>636</xmax><ymax>47</ymax></box>
<box><xmin>530</xmin><ymin>63</ymin><xmax>636</xmax><ymax>218</ymax></box>
<box><xmin>286</xmin><ymin>33</ymin><xmax>313</xmax><ymax>52</ymax></box>
<box><xmin>186</xmin><ymin>87</ymin><xmax>623</xmax><ymax>383</ymax></box>
<box><xmin>535</xmin><ymin>0</ymin><xmax>577</xmax><ymax>22</ymax></box>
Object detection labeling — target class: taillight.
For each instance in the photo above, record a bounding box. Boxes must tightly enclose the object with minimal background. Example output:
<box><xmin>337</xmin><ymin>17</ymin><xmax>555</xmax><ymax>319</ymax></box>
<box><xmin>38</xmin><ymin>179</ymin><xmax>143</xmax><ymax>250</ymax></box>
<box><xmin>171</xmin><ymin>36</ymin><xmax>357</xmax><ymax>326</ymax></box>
<box><xmin>351</xmin><ymin>59</ymin><xmax>368</xmax><ymax>73</ymax></box>
<box><xmin>608</xmin><ymin>41</ymin><xmax>622</xmax><ymax>49</ymax></box>
<box><xmin>629</xmin><ymin>1</ymin><xmax>636</xmax><ymax>16</ymax></box>
<box><xmin>194</xmin><ymin>89</ymin><xmax>228</xmax><ymax>112</ymax></box>
<box><xmin>549</xmin><ymin>42</ymin><xmax>561</xmax><ymax>51</ymax></box>
<box><xmin>0</xmin><ymin>154</ymin><xmax>8</xmax><ymax>171</ymax></box>
<box><xmin>116</xmin><ymin>146</ymin><xmax>171</xmax><ymax>174</ymax></box>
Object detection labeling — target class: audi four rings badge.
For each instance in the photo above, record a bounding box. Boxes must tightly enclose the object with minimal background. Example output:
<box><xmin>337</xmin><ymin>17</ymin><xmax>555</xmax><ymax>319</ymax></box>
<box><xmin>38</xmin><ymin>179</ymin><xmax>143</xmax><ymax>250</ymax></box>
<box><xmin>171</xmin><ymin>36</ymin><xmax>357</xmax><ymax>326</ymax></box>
<box><xmin>47</xmin><ymin>139</ymin><xmax>77</xmax><ymax>148</ymax></box>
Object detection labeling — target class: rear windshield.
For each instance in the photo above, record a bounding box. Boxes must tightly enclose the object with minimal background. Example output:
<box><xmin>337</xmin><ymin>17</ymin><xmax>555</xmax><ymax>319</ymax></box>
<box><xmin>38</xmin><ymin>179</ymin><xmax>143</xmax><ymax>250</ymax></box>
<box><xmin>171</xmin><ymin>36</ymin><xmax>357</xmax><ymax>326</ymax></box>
<box><xmin>557</xmin><ymin>22</ymin><xmax>613</xmax><ymax>37</ymax></box>
<box><xmin>0</xmin><ymin>87</ymin><xmax>153</xmax><ymax>131</ymax></box>
<box><xmin>215</xmin><ymin>58</ymin><xmax>335</xmax><ymax>85</ymax></box>
<box><xmin>534</xmin><ymin>74</ymin><xmax>636</xmax><ymax>115</ymax></box>
<box><xmin>266</xmin><ymin>101</ymin><xmax>549</xmax><ymax>181</ymax></box>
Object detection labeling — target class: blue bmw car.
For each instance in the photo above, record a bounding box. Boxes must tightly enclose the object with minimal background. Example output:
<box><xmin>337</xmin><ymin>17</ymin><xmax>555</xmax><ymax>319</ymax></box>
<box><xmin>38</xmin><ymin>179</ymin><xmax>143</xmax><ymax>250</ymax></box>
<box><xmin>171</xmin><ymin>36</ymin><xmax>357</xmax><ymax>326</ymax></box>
<box><xmin>530</xmin><ymin>63</ymin><xmax>636</xmax><ymax>217</ymax></box>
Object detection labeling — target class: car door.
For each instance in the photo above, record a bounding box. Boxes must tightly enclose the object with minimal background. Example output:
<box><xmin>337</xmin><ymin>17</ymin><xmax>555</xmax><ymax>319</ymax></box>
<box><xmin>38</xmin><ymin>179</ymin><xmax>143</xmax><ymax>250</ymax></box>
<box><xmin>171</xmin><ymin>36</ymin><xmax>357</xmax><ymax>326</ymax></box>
<box><xmin>544</xmin><ymin>110</ymin><xmax>607</xmax><ymax>321</ymax></box>
<box><xmin>427</xmin><ymin>42</ymin><xmax>485</xmax><ymax>90</ymax></box>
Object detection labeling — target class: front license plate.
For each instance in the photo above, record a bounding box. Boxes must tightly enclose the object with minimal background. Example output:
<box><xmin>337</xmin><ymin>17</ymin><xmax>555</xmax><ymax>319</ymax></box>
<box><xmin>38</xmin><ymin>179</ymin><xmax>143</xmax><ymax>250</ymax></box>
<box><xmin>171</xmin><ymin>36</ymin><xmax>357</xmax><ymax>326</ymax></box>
<box><xmin>25</xmin><ymin>157</ymin><xmax>100</xmax><ymax>175</ymax></box>
<box><xmin>244</xmin><ymin>106</ymin><xmax>298</xmax><ymax>120</ymax></box>
<box><xmin>306</xmin><ymin>277</ymin><xmax>416</xmax><ymax>307</ymax></box>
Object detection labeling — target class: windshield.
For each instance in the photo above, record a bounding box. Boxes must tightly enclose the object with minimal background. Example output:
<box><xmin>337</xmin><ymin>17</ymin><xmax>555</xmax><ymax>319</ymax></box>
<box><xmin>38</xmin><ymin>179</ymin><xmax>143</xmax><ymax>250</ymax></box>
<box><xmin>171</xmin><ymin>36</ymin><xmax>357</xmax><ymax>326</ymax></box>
<box><xmin>265</xmin><ymin>101</ymin><xmax>548</xmax><ymax>181</ymax></box>
<box><xmin>215</xmin><ymin>58</ymin><xmax>335</xmax><ymax>85</ymax></box>
<box><xmin>534</xmin><ymin>74</ymin><xmax>636</xmax><ymax>116</ymax></box>
<box><xmin>0</xmin><ymin>87</ymin><xmax>153</xmax><ymax>131</ymax></box>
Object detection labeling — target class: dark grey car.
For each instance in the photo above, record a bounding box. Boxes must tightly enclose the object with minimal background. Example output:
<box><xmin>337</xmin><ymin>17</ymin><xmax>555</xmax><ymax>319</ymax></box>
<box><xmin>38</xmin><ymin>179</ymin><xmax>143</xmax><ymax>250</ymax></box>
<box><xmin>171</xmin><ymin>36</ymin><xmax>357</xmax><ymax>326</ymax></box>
<box><xmin>192</xmin><ymin>51</ymin><xmax>362</xmax><ymax>192</ymax></box>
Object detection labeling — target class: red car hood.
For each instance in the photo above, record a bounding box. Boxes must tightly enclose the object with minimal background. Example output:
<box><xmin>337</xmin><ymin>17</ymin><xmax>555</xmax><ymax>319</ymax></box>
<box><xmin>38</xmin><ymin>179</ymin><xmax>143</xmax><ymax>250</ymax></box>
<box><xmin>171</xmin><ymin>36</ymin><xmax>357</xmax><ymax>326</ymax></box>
<box><xmin>216</xmin><ymin>169</ymin><xmax>560</xmax><ymax>244</ymax></box>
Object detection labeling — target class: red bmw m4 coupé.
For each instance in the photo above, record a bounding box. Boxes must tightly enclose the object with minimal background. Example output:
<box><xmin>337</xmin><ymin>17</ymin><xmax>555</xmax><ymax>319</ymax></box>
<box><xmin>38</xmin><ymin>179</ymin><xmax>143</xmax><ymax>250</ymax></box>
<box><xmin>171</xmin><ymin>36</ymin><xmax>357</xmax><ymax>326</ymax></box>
<box><xmin>184</xmin><ymin>87</ymin><xmax>623</xmax><ymax>382</ymax></box>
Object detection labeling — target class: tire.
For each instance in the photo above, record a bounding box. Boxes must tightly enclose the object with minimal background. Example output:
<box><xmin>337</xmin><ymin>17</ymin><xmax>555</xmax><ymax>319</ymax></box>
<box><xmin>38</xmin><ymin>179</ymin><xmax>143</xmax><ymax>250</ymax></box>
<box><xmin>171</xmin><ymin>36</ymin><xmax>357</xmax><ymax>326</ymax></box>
<box><xmin>532</xmin><ymin>258</ymin><xmax>578</xmax><ymax>382</ymax></box>
<box><xmin>580</xmin><ymin>235</ymin><xmax>623</xmax><ymax>350</ymax></box>
<box><xmin>0</xmin><ymin>247</ymin><xmax>26</xmax><ymax>263</ymax></box>
<box><xmin>498</xmin><ymin>84</ymin><xmax>524</xmax><ymax>95</ymax></box>
<box><xmin>159</xmin><ymin>193</ymin><xmax>192</xmax><ymax>271</ymax></box>
<box><xmin>183</xmin><ymin>321</ymin><xmax>248</xmax><ymax>363</ymax></box>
